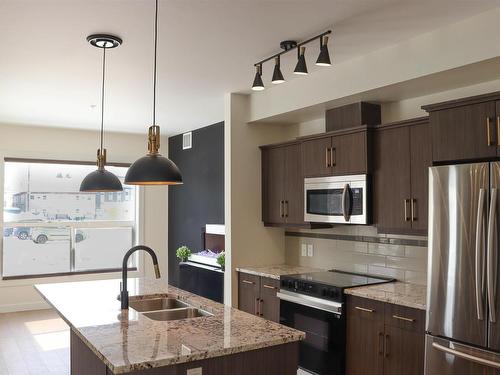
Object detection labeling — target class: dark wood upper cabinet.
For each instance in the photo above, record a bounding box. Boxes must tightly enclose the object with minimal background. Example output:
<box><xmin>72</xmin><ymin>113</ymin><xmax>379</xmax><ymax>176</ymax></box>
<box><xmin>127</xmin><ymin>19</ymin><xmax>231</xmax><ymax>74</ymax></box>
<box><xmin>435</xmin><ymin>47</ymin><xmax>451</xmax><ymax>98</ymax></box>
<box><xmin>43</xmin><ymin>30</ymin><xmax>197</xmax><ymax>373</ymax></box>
<box><xmin>301</xmin><ymin>136</ymin><xmax>332</xmax><ymax>178</ymax></box>
<box><xmin>326</xmin><ymin>102</ymin><xmax>381</xmax><ymax>132</ymax></box>
<box><xmin>301</xmin><ymin>127</ymin><xmax>370</xmax><ymax>179</ymax></box>
<box><xmin>346</xmin><ymin>296</ymin><xmax>425</xmax><ymax>375</ymax></box>
<box><xmin>422</xmin><ymin>91</ymin><xmax>500</xmax><ymax>163</ymax></box>
<box><xmin>261</xmin><ymin>143</ymin><xmax>307</xmax><ymax>227</ymax></box>
<box><xmin>374</xmin><ymin>117</ymin><xmax>430</xmax><ymax>235</ymax></box>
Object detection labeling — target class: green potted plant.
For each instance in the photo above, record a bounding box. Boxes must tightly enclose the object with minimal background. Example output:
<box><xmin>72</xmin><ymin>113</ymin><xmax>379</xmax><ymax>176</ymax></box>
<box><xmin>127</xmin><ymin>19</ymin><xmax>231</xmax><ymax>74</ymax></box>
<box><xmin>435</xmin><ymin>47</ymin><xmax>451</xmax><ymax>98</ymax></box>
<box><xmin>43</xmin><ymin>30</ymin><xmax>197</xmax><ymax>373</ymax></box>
<box><xmin>216</xmin><ymin>252</ymin><xmax>225</xmax><ymax>271</ymax></box>
<box><xmin>176</xmin><ymin>246</ymin><xmax>191</xmax><ymax>263</ymax></box>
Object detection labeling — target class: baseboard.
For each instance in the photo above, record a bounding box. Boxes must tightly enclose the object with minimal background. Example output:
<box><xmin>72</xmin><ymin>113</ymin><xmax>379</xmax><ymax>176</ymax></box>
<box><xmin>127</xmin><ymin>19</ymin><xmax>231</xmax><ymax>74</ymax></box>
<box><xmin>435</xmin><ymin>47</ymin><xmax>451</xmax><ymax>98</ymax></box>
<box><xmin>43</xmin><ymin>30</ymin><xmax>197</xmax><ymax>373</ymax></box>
<box><xmin>0</xmin><ymin>301</ymin><xmax>50</xmax><ymax>313</ymax></box>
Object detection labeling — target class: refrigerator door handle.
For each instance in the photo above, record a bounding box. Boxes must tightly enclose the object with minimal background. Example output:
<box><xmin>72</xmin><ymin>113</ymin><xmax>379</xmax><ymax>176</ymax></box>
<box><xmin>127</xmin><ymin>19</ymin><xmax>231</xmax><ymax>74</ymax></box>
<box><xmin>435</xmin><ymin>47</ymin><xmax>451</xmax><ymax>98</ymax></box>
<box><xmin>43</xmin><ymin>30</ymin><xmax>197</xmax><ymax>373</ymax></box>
<box><xmin>432</xmin><ymin>342</ymin><xmax>500</xmax><ymax>369</ymax></box>
<box><xmin>476</xmin><ymin>188</ymin><xmax>486</xmax><ymax>321</ymax></box>
<box><xmin>487</xmin><ymin>188</ymin><xmax>497</xmax><ymax>323</ymax></box>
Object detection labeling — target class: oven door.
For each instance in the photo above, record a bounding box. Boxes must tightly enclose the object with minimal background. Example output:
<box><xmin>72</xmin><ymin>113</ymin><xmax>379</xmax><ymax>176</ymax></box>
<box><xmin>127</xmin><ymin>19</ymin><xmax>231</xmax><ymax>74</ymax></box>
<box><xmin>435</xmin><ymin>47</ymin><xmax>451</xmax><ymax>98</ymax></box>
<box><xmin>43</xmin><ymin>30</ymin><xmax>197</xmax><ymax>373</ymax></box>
<box><xmin>304</xmin><ymin>175</ymin><xmax>367</xmax><ymax>224</ymax></box>
<box><xmin>278</xmin><ymin>290</ymin><xmax>345</xmax><ymax>375</ymax></box>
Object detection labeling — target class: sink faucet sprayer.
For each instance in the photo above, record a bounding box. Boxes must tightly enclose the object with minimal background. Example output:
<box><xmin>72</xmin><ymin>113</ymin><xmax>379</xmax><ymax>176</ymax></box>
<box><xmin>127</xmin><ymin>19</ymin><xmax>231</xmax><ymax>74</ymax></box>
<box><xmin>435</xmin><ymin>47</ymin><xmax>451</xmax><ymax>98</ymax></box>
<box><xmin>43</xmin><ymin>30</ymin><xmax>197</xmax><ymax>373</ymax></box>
<box><xmin>120</xmin><ymin>245</ymin><xmax>161</xmax><ymax>310</ymax></box>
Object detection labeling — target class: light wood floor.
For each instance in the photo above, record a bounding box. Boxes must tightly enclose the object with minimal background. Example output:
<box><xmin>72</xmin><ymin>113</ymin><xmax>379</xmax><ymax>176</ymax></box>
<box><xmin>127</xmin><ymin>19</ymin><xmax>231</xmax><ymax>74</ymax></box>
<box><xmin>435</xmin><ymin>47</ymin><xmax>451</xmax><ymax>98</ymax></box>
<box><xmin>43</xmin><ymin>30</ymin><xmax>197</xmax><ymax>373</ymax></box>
<box><xmin>0</xmin><ymin>309</ymin><xmax>69</xmax><ymax>375</ymax></box>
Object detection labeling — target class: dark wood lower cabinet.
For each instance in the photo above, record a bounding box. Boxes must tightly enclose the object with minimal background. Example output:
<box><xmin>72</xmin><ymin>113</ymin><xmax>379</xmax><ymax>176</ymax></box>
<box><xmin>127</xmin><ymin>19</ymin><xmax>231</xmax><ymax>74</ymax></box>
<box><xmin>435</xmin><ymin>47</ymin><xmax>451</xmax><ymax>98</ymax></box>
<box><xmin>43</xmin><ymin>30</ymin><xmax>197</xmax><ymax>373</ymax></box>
<box><xmin>346</xmin><ymin>296</ymin><xmax>425</xmax><ymax>375</ymax></box>
<box><xmin>238</xmin><ymin>272</ymin><xmax>280</xmax><ymax>323</ymax></box>
<box><xmin>71</xmin><ymin>330</ymin><xmax>298</xmax><ymax>375</ymax></box>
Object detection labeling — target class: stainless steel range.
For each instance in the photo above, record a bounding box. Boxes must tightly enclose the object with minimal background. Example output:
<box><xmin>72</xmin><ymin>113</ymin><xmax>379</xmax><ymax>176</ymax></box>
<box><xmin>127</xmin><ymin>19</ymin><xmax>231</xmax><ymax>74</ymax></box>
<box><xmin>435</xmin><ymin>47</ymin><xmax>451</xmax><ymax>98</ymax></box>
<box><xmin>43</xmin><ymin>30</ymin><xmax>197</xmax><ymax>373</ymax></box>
<box><xmin>278</xmin><ymin>270</ymin><xmax>393</xmax><ymax>375</ymax></box>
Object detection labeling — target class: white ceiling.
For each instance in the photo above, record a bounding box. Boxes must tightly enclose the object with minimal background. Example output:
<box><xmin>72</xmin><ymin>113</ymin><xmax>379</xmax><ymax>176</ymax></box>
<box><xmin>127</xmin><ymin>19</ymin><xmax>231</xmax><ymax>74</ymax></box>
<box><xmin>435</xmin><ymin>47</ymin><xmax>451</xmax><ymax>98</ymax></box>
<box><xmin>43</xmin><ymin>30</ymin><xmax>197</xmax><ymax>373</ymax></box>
<box><xmin>1</xmin><ymin>0</ymin><xmax>499</xmax><ymax>135</ymax></box>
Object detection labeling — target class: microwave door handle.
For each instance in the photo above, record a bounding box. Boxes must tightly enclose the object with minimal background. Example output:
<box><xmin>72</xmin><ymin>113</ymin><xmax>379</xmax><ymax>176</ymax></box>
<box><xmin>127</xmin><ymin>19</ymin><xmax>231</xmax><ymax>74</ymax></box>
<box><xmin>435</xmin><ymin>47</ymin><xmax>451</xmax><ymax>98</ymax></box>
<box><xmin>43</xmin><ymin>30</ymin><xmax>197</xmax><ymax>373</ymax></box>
<box><xmin>342</xmin><ymin>183</ymin><xmax>352</xmax><ymax>222</ymax></box>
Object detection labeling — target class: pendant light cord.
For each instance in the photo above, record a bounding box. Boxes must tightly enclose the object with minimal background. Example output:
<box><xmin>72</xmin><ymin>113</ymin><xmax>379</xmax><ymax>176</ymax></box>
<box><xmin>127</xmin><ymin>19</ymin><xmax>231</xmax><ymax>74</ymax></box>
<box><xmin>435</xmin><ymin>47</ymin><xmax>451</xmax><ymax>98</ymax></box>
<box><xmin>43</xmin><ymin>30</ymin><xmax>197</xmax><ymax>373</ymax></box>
<box><xmin>152</xmin><ymin>0</ymin><xmax>158</xmax><ymax>126</ymax></box>
<box><xmin>100</xmin><ymin>46</ymin><xmax>107</xmax><ymax>152</ymax></box>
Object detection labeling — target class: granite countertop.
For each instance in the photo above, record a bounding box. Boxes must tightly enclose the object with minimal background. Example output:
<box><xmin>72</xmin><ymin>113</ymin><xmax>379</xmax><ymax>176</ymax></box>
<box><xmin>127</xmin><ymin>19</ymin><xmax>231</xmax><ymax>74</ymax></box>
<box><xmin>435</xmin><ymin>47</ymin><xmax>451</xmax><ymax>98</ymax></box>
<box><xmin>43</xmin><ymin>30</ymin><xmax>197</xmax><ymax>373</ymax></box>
<box><xmin>345</xmin><ymin>281</ymin><xmax>427</xmax><ymax>310</ymax></box>
<box><xmin>35</xmin><ymin>278</ymin><xmax>304</xmax><ymax>374</ymax></box>
<box><xmin>236</xmin><ymin>264</ymin><xmax>324</xmax><ymax>280</ymax></box>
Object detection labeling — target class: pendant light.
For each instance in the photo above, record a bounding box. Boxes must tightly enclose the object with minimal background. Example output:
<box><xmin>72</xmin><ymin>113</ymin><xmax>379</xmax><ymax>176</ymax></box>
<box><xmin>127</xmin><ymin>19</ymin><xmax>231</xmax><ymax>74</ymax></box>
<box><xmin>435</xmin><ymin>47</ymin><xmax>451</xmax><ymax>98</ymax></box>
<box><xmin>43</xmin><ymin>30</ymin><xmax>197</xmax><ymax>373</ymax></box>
<box><xmin>294</xmin><ymin>46</ymin><xmax>308</xmax><ymax>75</ymax></box>
<box><xmin>271</xmin><ymin>56</ymin><xmax>285</xmax><ymax>84</ymax></box>
<box><xmin>316</xmin><ymin>36</ymin><xmax>332</xmax><ymax>66</ymax></box>
<box><xmin>125</xmin><ymin>0</ymin><xmax>182</xmax><ymax>186</ymax></box>
<box><xmin>80</xmin><ymin>34</ymin><xmax>123</xmax><ymax>192</ymax></box>
<box><xmin>252</xmin><ymin>64</ymin><xmax>265</xmax><ymax>91</ymax></box>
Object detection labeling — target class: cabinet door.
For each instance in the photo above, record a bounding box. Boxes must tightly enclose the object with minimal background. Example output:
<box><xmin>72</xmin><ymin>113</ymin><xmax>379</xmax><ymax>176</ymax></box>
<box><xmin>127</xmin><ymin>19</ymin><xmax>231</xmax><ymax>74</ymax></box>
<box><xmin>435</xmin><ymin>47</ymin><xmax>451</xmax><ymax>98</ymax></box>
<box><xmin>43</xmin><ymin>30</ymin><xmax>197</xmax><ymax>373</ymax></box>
<box><xmin>284</xmin><ymin>144</ymin><xmax>304</xmax><ymax>225</ymax></box>
<box><xmin>331</xmin><ymin>131</ymin><xmax>368</xmax><ymax>176</ymax></box>
<box><xmin>238</xmin><ymin>273</ymin><xmax>260</xmax><ymax>316</ymax></box>
<box><xmin>301</xmin><ymin>137</ymin><xmax>332</xmax><ymax>177</ymax></box>
<box><xmin>384</xmin><ymin>304</ymin><xmax>425</xmax><ymax>375</ymax></box>
<box><xmin>409</xmin><ymin>123</ymin><xmax>431</xmax><ymax>233</ymax></box>
<box><xmin>430</xmin><ymin>102</ymin><xmax>496</xmax><ymax>162</ymax></box>
<box><xmin>346</xmin><ymin>296</ymin><xmax>385</xmax><ymax>375</ymax></box>
<box><xmin>259</xmin><ymin>277</ymin><xmax>280</xmax><ymax>323</ymax></box>
<box><xmin>261</xmin><ymin>147</ymin><xmax>285</xmax><ymax>225</ymax></box>
<box><xmin>374</xmin><ymin>126</ymin><xmax>412</xmax><ymax>233</ymax></box>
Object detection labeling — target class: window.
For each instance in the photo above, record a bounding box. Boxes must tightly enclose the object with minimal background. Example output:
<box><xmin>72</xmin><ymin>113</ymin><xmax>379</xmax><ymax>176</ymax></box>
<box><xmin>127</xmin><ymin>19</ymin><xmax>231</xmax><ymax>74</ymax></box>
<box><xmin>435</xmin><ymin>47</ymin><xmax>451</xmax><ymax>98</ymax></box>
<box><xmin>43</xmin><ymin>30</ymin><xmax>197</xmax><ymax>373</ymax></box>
<box><xmin>2</xmin><ymin>159</ymin><xmax>138</xmax><ymax>279</ymax></box>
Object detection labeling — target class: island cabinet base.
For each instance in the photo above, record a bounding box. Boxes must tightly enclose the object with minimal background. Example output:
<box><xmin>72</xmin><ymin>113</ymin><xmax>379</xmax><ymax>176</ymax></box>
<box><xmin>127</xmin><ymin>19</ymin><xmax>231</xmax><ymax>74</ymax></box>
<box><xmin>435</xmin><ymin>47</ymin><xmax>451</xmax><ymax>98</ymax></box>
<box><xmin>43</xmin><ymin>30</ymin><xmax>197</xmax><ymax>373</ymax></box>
<box><xmin>70</xmin><ymin>330</ymin><xmax>299</xmax><ymax>375</ymax></box>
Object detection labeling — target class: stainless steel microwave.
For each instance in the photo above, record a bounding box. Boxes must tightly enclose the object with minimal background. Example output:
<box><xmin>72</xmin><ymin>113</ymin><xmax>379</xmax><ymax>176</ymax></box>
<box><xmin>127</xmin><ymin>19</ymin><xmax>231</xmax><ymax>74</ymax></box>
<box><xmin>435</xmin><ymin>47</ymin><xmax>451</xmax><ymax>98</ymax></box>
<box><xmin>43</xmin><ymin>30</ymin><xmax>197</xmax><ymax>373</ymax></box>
<box><xmin>304</xmin><ymin>175</ymin><xmax>368</xmax><ymax>224</ymax></box>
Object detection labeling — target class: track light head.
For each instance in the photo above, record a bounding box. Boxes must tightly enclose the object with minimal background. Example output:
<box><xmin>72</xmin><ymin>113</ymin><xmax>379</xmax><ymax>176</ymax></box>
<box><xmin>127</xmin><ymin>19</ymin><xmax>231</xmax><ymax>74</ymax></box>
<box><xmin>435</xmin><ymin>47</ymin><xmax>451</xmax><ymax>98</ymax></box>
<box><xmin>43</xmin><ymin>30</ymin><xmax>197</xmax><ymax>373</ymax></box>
<box><xmin>294</xmin><ymin>46</ymin><xmax>308</xmax><ymax>75</ymax></box>
<box><xmin>316</xmin><ymin>36</ymin><xmax>332</xmax><ymax>67</ymax></box>
<box><xmin>252</xmin><ymin>64</ymin><xmax>265</xmax><ymax>91</ymax></box>
<box><xmin>271</xmin><ymin>56</ymin><xmax>285</xmax><ymax>84</ymax></box>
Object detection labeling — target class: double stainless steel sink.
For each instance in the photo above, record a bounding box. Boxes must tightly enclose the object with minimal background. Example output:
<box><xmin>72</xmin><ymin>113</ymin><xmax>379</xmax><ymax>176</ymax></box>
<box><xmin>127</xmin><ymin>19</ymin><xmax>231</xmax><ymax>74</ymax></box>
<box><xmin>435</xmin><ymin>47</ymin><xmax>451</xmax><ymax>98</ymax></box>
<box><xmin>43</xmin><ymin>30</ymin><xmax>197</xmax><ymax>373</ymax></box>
<box><xmin>129</xmin><ymin>297</ymin><xmax>212</xmax><ymax>321</ymax></box>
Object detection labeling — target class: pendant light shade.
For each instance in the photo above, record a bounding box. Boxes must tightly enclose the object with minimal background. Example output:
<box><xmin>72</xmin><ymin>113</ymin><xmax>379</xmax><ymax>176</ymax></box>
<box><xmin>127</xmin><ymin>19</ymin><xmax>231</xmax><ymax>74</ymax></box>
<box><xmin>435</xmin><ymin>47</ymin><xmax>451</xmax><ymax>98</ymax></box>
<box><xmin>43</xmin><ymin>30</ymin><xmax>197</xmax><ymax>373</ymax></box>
<box><xmin>294</xmin><ymin>46</ymin><xmax>308</xmax><ymax>75</ymax></box>
<box><xmin>80</xmin><ymin>34</ymin><xmax>123</xmax><ymax>193</ymax></box>
<box><xmin>125</xmin><ymin>0</ymin><xmax>182</xmax><ymax>186</ymax></box>
<box><xmin>271</xmin><ymin>56</ymin><xmax>285</xmax><ymax>84</ymax></box>
<box><xmin>125</xmin><ymin>125</ymin><xmax>182</xmax><ymax>185</ymax></box>
<box><xmin>81</xmin><ymin>150</ymin><xmax>123</xmax><ymax>192</ymax></box>
<box><xmin>252</xmin><ymin>64</ymin><xmax>265</xmax><ymax>91</ymax></box>
<box><xmin>316</xmin><ymin>36</ymin><xmax>331</xmax><ymax>66</ymax></box>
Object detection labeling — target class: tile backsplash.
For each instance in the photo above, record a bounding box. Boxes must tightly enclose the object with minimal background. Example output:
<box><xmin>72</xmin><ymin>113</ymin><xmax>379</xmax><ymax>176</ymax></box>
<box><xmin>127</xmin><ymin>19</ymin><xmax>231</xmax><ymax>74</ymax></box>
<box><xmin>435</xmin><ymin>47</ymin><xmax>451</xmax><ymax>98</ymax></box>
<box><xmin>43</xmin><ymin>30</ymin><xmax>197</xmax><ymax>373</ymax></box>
<box><xmin>285</xmin><ymin>226</ymin><xmax>428</xmax><ymax>285</ymax></box>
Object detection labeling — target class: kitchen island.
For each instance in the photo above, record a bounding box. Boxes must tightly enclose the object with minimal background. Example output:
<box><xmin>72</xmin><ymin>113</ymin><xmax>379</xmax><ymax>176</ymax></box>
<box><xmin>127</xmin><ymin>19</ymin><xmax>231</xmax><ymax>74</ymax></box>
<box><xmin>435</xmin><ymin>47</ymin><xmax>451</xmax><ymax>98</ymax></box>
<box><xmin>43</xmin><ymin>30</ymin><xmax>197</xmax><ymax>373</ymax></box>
<box><xmin>35</xmin><ymin>278</ymin><xmax>304</xmax><ymax>375</ymax></box>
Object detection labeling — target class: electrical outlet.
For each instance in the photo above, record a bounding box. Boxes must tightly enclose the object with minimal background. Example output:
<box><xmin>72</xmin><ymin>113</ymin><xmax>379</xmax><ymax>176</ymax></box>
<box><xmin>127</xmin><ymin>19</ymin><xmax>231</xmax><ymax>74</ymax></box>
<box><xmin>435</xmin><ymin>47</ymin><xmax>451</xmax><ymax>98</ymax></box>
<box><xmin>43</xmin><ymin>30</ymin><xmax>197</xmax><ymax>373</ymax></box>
<box><xmin>301</xmin><ymin>244</ymin><xmax>307</xmax><ymax>257</ymax></box>
<box><xmin>307</xmin><ymin>244</ymin><xmax>314</xmax><ymax>257</ymax></box>
<box><xmin>187</xmin><ymin>368</ymin><xmax>202</xmax><ymax>375</ymax></box>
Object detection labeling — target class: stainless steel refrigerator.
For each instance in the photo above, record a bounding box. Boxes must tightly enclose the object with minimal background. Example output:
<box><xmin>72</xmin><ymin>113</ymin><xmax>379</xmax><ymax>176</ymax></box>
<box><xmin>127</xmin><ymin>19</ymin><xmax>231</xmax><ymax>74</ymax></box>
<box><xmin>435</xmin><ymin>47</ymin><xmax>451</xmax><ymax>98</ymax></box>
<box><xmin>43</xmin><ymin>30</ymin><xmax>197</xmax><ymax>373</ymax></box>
<box><xmin>426</xmin><ymin>162</ymin><xmax>500</xmax><ymax>374</ymax></box>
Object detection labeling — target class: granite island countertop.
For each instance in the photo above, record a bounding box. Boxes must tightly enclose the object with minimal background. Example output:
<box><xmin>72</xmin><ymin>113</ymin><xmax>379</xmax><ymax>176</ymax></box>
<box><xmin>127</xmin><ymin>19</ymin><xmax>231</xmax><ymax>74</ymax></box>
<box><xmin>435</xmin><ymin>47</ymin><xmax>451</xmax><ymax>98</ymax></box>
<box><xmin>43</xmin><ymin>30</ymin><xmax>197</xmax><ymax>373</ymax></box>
<box><xmin>345</xmin><ymin>281</ymin><xmax>427</xmax><ymax>310</ymax></box>
<box><xmin>35</xmin><ymin>278</ymin><xmax>304</xmax><ymax>374</ymax></box>
<box><xmin>236</xmin><ymin>264</ymin><xmax>324</xmax><ymax>280</ymax></box>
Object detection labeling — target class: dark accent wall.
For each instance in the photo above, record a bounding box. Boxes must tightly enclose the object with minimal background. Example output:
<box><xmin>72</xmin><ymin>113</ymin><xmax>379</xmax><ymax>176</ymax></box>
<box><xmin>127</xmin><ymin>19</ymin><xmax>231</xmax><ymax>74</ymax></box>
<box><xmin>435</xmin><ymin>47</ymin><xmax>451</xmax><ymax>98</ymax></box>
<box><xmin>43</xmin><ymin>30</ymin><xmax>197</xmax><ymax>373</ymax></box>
<box><xmin>168</xmin><ymin>122</ymin><xmax>224</xmax><ymax>286</ymax></box>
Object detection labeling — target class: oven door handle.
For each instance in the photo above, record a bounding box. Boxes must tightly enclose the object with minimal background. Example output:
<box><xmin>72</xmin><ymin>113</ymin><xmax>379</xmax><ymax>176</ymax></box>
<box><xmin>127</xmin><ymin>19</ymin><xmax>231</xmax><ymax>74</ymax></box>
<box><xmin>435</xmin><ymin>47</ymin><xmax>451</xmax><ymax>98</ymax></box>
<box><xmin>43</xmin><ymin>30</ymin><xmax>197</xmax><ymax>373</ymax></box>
<box><xmin>277</xmin><ymin>290</ymin><xmax>342</xmax><ymax>315</ymax></box>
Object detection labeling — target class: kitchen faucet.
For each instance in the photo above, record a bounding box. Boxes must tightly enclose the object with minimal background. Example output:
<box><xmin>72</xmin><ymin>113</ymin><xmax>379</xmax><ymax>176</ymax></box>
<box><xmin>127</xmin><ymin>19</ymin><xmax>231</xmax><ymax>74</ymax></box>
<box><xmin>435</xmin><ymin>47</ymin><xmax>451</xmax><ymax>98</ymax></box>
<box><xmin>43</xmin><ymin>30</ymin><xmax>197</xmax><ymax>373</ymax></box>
<box><xmin>120</xmin><ymin>245</ymin><xmax>161</xmax><ymax>309</ymax></box>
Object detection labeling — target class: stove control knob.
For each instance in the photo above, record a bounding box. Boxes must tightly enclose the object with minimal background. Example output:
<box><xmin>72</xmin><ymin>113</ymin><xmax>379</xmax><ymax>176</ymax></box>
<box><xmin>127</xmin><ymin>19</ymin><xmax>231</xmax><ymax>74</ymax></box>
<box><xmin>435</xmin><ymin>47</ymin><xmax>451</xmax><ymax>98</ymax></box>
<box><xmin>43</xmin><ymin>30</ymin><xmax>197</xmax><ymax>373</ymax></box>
<box><xmin>329</xmin><ymin>289</ymin><xmax>337</xmax><ymax>299</ymax></box>
<box><xmin>321</xmin><ymin>288</ymin><xmax>328</xmax><ymax>297</ymax></box>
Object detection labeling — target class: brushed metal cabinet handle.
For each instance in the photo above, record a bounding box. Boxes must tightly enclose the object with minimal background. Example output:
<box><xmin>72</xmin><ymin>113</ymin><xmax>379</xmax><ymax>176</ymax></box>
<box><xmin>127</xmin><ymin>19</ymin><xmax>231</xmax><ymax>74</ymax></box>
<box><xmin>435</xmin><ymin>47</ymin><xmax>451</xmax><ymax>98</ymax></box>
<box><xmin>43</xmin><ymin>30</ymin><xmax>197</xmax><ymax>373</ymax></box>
<box><xmin>259</xmin><ymin>299</ymin><xmax>263</xmax><ymax>316</ymax></box>
<box><xmin>378</xmin><ymin>332</ymin><xmax>384</xmax><ymax>355</ymax></box>
<box><xmin>497</xmin><ymin>116</ymin><xmax>500</xmax><ymax>146</ymax></box>
<box><xmin>285</xmin><ymin>200</ymin><xmax>289</xmax><ymax>218</ymax></box>
<box><xmin>263</xmin><ymin>284</ymin><xmax>277</xmax><ymax>290</ymax></box>
<box><xmin>255</xmin><ymin>298</ymin><xmax>259</xmax><ymax>315</ymax></box>
<box><xmin>331</xmin><ymin>147</ymin><xmax>336</xmax><ymax>167</ymax></box>
<box><xmin>385</xmin><ymin>334</ymin><xmax>390</xmax><ymax>357</ymax></box>
<box><xmin>355</xmin><ymin>306</ymin><xmax>374</xmax><ymax>313</ymax></box>
<box><xmin>325</xmin><ymin>147</ymin><xmax>330</xmax><ymax>168</ymax></box>
<box><xmin>279</xmin><ymin>200</ymin><xmax>283</xmax><ymax>218</ymax></box>
<box><xmin>404</xmin><ymin>199</ymin><xmax>411</xmax><ymax>222</ymax></box>
<box><xmin>411</xmin><ymin>198</ymin><xmax>417</xmax><ymax>222</ymax></box>
<box><xmin>487</xmin><ymin>117</ymin><xmax>494</xmax><ymax>146</ymax></box>
<box><xmin>242</xmin><ymin>280</ymin><xmax>255</xmax><ymax>285</ymax></box>
<box><xmin>392</xmin><ymin>315</ymin><xmax>415</xmax><ymax>323</ymax></box>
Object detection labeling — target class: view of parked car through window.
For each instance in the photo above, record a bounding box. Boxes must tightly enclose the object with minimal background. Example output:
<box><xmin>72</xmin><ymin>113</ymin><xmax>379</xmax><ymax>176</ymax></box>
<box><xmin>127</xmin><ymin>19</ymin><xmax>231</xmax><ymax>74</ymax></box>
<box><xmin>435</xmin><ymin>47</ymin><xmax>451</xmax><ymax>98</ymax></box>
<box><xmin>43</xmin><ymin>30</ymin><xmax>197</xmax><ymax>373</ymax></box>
<box><xmin>2</xmin><ymin>160</ymin><xmax>137</xmax><ymax>278</ymax></box>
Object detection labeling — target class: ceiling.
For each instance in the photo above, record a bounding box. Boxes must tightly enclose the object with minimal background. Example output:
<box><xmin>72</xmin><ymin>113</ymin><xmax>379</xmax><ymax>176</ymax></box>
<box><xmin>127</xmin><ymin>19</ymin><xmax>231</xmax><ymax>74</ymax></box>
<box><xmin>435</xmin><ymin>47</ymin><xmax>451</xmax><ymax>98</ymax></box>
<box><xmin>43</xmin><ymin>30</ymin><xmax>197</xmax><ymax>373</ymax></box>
<box><xmin>1</xmin><ymin>0</ymin><xmax>499</xmax><ymax>136</ymax></box>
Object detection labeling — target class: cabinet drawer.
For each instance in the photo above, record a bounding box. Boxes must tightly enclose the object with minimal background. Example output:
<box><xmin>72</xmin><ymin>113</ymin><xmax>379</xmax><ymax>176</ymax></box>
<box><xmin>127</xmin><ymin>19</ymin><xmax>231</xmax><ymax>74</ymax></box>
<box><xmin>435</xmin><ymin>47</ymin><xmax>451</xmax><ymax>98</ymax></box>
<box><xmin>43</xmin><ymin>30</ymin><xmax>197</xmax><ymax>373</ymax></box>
<box><xmin>348</xmin><ymin>296</ymin><xmax>385</xmax><ymax>323</ymax></box>
<box><xmin>260</xmin><ymin>277</ymin><xmax>279</xmax><ymax>295</ymax></box>
<box><xmin>239</xmin><ymin>273</ymin><xmax>260</xmax><ymax>288</ymax></box>
<box><xmin>384</xmin><ymin>303</ymin><xmax>425</xmax><ymax>333</ymax></box>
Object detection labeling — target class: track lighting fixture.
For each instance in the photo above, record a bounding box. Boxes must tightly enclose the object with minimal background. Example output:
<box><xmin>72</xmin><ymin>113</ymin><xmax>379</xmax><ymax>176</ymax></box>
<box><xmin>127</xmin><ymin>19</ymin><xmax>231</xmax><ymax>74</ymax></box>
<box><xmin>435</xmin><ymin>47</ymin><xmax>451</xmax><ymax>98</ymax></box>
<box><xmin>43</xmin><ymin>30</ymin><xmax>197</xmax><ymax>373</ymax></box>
<box><xmin>271</xmin><ymin>56</ymin><xmax>285</xmax><ymax>84</ymax></box>
<box><xmin>252</xmin><ymin>64</ymin><xmax>265</xmax><ymax>91</ymax></box>
<box><xmin>293</xmin><ymin>47</ymin><xmax>308</xmax><ymax>75</ymax></box>
<box><xmin>316</xmin><ymin>36</ymin><xmax>331</xmax><ymax>66</ymax></box>
<box><xmin>251</xmin><ymin>30</ymin><xmax>331</xmax><ymax>90</ymax></box>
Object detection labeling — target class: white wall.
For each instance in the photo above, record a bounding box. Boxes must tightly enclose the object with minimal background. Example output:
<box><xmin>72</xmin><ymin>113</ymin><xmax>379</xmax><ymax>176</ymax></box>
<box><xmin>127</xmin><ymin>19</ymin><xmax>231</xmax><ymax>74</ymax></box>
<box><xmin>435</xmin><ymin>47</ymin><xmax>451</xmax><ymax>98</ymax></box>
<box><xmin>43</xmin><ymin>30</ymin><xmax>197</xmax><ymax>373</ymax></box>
<box><xmin>0</xmin><ymin>123</ymin><xmax>169</xmax><ymax>312</ymax></box>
